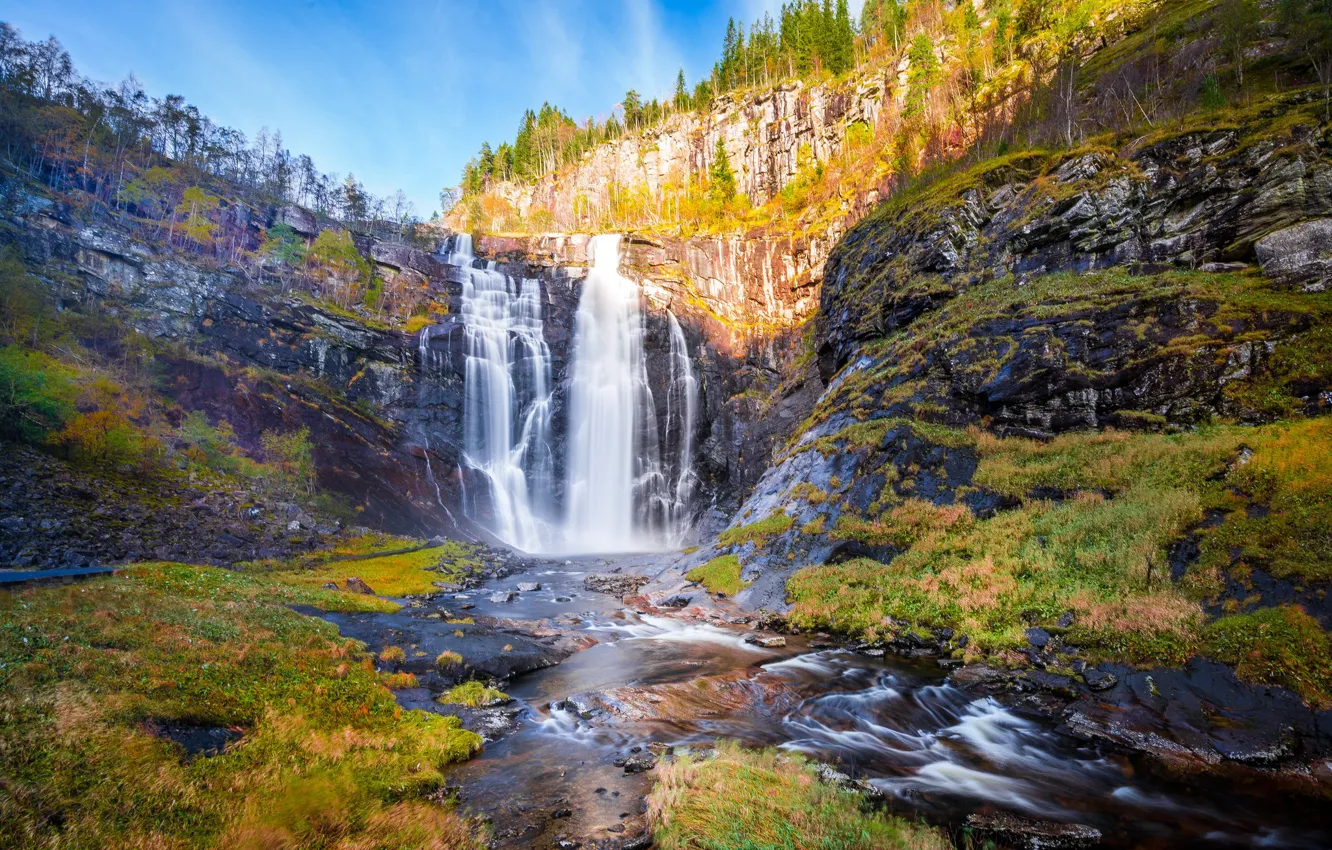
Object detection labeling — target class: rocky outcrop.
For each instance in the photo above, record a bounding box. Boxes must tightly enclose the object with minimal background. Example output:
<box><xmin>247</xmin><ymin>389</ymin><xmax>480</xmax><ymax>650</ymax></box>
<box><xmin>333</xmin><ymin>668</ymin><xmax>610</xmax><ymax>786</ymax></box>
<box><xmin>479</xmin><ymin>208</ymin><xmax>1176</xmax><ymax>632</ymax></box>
<box><xmin>488</xmin><ymin>70</ymin><xmax>888</xmax><ymax>223</ymax></box>
<box><xmin>820</xmin><ymin>92</ymin><xmax>1332</xmax><ymax>371</ymax></box>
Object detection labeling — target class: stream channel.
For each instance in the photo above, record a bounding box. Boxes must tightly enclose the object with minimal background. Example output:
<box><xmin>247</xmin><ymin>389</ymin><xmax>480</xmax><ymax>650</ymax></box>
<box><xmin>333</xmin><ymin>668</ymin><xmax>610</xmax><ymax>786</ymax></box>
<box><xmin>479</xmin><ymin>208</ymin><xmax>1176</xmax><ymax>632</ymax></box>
<box><xmin>311</xmin><ymin>552</ymin><xmax>1332</xmax><ymax>850</ymax></box>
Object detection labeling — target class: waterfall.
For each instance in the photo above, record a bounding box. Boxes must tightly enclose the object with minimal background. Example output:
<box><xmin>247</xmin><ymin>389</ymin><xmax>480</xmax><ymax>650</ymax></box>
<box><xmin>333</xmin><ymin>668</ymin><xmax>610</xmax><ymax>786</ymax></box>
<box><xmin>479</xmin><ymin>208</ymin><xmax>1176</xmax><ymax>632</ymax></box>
<box><xmin>428</xmin><ymin>232</ymin><xmax>697</xmax><ymax>553</ymax></box>
<box><xmin>563</xmin><ymin>234</ymin><xmax>657</xmax><ymax>551</ymax></box>
<box><xmin>445</xmin><ymin>234</ymin><xmax>555</xmax><ymax>552</ymax></box>
<box><xmin>664</xmin><ymin>312</ymin><xmax>698</xmax><ymax>542</ymax></box>
<box><xmin>563</xmin><ymin>234</ymin><xmax>697</xmax><ymax>551</ymax></box>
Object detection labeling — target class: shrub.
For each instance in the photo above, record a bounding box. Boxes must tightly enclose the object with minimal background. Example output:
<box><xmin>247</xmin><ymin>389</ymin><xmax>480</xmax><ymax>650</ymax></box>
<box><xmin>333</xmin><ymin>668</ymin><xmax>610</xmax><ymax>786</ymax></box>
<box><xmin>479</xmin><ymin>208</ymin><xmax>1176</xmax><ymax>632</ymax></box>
<box><xmin>0</xmin><ymin>346</ymin><xmax>76</xmax><ymax>443</ymax></box>
<box><xmin>378</xmin><ymin>645</ymin><xmax>406</xmax><ymax>665</ymax></box>
<box><xmin>381</xmin><ymin>671</ymin><xmax>419</xmax><ymax>690</ymax></box>
<box><xmin>436</xmin><ymin>651</ymin><xmax>464</xmax><ymax>670</ymax></box>
<box><xmin>261</xmin><ymin>426</ymin><xmax>316</xmax><ymax>495</ymax></box>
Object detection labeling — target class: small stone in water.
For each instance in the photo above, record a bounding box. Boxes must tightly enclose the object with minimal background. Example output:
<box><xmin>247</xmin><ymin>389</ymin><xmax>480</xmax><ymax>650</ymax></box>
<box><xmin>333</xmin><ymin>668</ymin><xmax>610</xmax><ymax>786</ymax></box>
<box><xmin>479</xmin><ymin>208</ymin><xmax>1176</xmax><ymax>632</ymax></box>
<box><xmin>517</xmin><ymin>582</ymin><xmax>541</xmax><ymax>592</ymax></box>
<box><xmin>489</xmin><ymin>591</ymin><xmax>516</xmax><ymax>603</ymax></box>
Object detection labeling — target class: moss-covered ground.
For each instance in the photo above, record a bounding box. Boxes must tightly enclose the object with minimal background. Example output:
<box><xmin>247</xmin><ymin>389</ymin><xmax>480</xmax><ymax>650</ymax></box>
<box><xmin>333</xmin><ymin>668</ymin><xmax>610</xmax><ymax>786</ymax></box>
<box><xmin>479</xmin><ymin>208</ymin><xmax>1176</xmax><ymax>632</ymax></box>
<box><xmin>647</xmin><ymin>742</ymin><xmax>950</xmax><ymax>850</ymax></box>
<box><xmin>0</xmin><ymin>561</ymin><xmax>483</xmax><ymax>849</ymax></box>
<box><xmin>240</xmin><ymin>532</ymin><xmax>483</xmax><ymax>599</ymax></box>
<box><xmin>687</xmin><ymin>555</ymin><xmax>749</xmax><ymax>597</ymax></box>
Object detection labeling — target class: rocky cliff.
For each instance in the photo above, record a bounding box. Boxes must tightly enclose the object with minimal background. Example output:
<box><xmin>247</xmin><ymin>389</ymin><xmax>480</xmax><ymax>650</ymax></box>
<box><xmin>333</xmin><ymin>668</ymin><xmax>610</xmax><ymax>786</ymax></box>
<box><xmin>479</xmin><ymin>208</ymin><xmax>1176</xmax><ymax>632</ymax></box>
<box><xmin>682</xmin><ymin>91</ymin><xmax>1332</xmax><ymax>619</ymax></box>
<box><xmin>490</xmin><ymin>69</ymin><xmax>889</xmax><ymax>224</ymax></box>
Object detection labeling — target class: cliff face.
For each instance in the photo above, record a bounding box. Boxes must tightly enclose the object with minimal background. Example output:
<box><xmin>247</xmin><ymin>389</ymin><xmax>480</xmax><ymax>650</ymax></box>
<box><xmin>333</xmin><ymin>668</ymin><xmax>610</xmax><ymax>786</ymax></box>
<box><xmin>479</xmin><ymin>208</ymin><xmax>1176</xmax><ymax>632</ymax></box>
<box><xmin>685</xmin><ymin>91</ymin><xmax>1332</xmax><ymax>614</ymax></box>
<box><xmin>4</xmin><ymin>190</ymin><xmax>477</xmax><ymax>540</ymax></box>
<box><xmin>492</xmin><ymin>70</ymin><xmax>888</xmax><ymax>223</ymax></box>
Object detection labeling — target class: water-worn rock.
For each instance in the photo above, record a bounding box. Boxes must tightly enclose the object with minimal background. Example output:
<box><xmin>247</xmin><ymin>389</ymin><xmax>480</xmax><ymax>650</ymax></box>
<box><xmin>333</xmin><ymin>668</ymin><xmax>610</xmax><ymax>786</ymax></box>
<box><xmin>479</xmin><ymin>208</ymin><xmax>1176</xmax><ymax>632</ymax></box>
<box><xmin>583</xmin><ymin>574</ymin><xmax>650</xmax><ymax>595</ymax></box>
<box><xmin>516</xmin><ymin>582</ymin><xmax>542</xmax><ymax>592</ymax></box>
<box><xmin>966</xmin><ymin>812</ymin><xmax>1102</xmax><ymax>849</ymax></box>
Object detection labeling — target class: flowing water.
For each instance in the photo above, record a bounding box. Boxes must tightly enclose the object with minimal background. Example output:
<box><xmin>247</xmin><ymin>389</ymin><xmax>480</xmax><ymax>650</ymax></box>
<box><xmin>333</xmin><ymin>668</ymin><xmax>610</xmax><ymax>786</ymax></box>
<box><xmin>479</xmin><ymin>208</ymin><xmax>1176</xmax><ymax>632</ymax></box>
<box><xmin>444</xmin><ymin>558</ymin><xmax>1332</xmax><ymax>850</ymax></box>
<box><xmin>426</xmin><ymin>233</ymin><xmax>696</xmax><ymax>554</ymax></box>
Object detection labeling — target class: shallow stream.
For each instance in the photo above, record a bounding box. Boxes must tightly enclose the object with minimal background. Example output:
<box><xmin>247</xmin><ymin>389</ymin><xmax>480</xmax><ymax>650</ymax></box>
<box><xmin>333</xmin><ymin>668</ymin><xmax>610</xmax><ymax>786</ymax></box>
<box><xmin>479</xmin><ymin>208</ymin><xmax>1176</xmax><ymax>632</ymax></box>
<box><xmin>418</xmin><ymin>555</ymin><xmax>1332</xmax><ymax>849</ymax></box>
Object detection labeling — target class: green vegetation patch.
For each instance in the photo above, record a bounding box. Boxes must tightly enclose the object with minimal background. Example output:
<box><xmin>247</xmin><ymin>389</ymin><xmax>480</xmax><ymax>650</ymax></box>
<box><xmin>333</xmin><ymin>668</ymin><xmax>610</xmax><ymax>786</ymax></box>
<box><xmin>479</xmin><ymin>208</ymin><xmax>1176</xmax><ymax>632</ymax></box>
<box><xmin>242</xmin><ymin>534</ymin><xmax>483</xmax><ymax>599</ymax></box>
<box><xmin>717</xmin><ymin>511</ymin><xmax>795</xmax><ymax>547</ymax></box>
<box><xmin>787</xmin><ymin>418</ymin><xmax>1332</xmax><ymax>705</ymax></box>
<box><xmin>0</xmin><ymin>562</ymin><xmax>482</xmax><ymax>848</ymax></box>
<box><xmin>647</xmin><ymin>742</ymin><xmax>950</xmax><ymax>850</ymax></box>
<box><xmin>687</xmin><ymin>555</ymin><xmax>750</xmax><ymax>597</ymax></box>
<box><xmin>438</xmin><ymin>681</ymin><xmax>509</xmax><ymax>708</ymax></box>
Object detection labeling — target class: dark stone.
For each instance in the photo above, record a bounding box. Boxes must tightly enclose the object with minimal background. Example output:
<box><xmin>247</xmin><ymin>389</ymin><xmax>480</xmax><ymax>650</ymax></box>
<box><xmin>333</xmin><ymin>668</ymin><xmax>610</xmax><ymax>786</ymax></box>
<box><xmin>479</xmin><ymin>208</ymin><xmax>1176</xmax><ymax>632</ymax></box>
<box><xmin>584</xmin><ymin>574</ymin><xmax>649</xmax><ymax>595</ymax></box>
<box><xmin>966</xmin><ymin>812</ymin><xmax>1102</xmax><ymax>849</ymax></box>
<box><xmin>1083</xmin><ymin>668</ymin><xmax>1118</xmax><ymax>691</ymax></box>
<box><xmin>1026</xmin><ymin>627</ymin><xmax>1051</xmax><ymax>648</ymax></box>
<box><xmin>345</xmin><ymin>576</ymin><xmax>376</xmax><ymax>595</ymax></box>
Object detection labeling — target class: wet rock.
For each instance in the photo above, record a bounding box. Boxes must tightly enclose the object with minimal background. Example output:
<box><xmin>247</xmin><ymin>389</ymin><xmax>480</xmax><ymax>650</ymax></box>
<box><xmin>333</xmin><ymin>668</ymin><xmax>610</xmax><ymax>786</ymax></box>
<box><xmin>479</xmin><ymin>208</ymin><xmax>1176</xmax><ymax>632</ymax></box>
<box><xmin>966</xmin><ymin>812</ymin><xmax>1102</xmax><ymax>849</ymax></box>
<box><xmin>1026</xmin><ymin>627</ymin><xmax>1051</xmax><ymax>648</ymax></box>
<box><xmin>1082</xmin><ymin>668</ymin><xmax>1118</xmax><ymax>691</ymax></box>
<box><xmin>345</xmin><ymin>576</ymin><xmax>376</xmax><ymax>595</ymax></box>
<box><xmin>584</xmin><ymin>574</ymin><xmax>649</xmax><ymax>595</ymax></box>
<box><xmin>744</xmin><ymin>633</ymin><xmax>787</xmax><ymax>648</ymax></box>
<box><xmin>660</xmin><ymin>594</ymin><xmax>693</xmax><ymax>608</ymax></box>
<box><xmin>432</xmin><ymin>581</ymin><xmax>464</xmax><ymax>592</ymax></box>
<box><xmin>489</xmin><ymin>591</ymin><xmax>517</xmax><ymax>603</ymax></box>
<box><xmin>516</xmin><ymin>582</ymin><xmax>541</xmax><ymax>592</ymax></box>
<box><xmin>614</xmin><ymin>752</ymin><xmax>657</xmax><ymax>774</ymax></box>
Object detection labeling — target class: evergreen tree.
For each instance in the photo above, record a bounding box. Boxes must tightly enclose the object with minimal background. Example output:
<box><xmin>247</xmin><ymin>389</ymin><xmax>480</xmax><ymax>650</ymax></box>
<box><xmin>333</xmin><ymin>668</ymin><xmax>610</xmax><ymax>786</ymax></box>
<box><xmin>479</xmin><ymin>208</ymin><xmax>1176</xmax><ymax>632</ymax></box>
<box><xmin>674</xmin><ymin>68</ymin><xmax>689</xmax><ymax>110</ymax></box>
<box><xmin>708</xmin><ymin>137</ymin><xmax>736</xmax><ymax>202</ymax></box>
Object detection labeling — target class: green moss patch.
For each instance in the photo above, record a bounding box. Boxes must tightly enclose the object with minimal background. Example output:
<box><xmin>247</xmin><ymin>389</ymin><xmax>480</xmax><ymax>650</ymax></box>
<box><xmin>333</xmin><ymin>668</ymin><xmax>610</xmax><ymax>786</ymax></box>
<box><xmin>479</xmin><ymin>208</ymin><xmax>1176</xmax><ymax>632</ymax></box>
<box><xmin>718</xmin><ymin>511</ymin><xmax>795</xmax><ymax>547</ymax></box>
<box><xmin>438</xmin><ymin>681</ymin><xmax>509</xmax><ymax>708</ymax></box>
<box><xmin>687</xmin><ymin>555</ymin><xmax>750</xmax><ymax>597</ymax></box>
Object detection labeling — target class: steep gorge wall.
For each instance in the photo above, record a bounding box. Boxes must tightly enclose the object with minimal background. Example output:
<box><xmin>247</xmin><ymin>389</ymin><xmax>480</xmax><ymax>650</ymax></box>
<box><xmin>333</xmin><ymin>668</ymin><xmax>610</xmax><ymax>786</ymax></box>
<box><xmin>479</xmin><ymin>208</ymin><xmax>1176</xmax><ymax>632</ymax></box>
<box><xmin>492</xmin><ymin>70</ymin><xmax>890</xmax><ymax>223</ymax></box>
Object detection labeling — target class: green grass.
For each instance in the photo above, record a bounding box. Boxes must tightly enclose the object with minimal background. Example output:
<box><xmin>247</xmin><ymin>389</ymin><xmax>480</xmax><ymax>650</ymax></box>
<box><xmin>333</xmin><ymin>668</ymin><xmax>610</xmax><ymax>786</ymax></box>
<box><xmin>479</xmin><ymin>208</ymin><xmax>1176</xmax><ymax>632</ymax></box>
<box><xmin>687</xmin><ymin>555</ymin><xmax>749</xmax><ymax>597</ymax></box>
<box><xmin>786</xmin><ymin>418</ymin><xmax>1332</xmax><ymax>705</ymax></box>
<box><xmin>0</xmin><ymin>562</ymin><xmax>483</xmax><ymax>848</ymax></box>
<box><xmin>241</xmin><ymin>534</ymin><xmax>484</xmax><ymax>598</ymax></box>
<box><xmin>718</xmin><ymin>511</ymin><xmax>795</xmax><ymax>547</ymax></box>
<box><xmin>437</xmin><ymin>681</ymin><xmax>508</xmax><ymax>708</ymax></box>
<box><xmin>648</xmin><ymin>742</ymin><xmax>950</xmax><ymax>850</ymax></box>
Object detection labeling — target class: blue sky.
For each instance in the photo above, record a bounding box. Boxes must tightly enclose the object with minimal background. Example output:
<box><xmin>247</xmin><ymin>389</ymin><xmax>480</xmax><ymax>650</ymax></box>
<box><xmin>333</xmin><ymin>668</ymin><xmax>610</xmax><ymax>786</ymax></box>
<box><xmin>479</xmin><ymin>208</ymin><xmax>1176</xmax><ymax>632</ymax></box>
<box><xmin>5</xmin><ymin>0</ymin><xmax>858</xmax><ymax>217</ymax></box>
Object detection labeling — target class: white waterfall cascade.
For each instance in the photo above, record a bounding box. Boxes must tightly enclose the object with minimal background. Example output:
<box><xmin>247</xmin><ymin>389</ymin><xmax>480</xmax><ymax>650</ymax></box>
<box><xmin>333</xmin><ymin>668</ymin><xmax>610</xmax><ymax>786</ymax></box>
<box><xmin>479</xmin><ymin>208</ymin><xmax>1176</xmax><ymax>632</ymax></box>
<box><xmin>563</xmin><ymin>234</ymin><xmax>696</xmax><ymax>552</ymax></box>
<box><xmin>446</xmin><ymin>234</ymin><xmax>556</xmax><ymax>552</ymax></box>
<box><xmin>664</xmin><ymin>311</ymin><xmax>698</xmax><ymax>541</ymax></box>
<box><xmin>425</xmin><ymin>233</ymin><xmax>697</xmax><ymax>553</ymax></box>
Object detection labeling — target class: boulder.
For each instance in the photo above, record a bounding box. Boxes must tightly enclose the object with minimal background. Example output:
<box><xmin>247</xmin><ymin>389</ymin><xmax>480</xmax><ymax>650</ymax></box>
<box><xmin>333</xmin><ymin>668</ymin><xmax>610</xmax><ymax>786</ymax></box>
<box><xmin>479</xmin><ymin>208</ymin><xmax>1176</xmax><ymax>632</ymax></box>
<box><xmin>966</xmin><ymin>812</ymin><xmax>1102</xmax><ymax>849</ymax></box>
<box><xmin>345</xmin><ymin>576</ymin><xmax>376</xmax><ymax>595</ymax></box>
<box><xmin>1255</xmin><ymin>218</ymin><xmax>1332</xmax><ymax>290</ymax></box>
<box><xmin>516</xmin><ymin>581</ymin><xmax>542</xmax><ymax>592</ymax></box>
<box><xmin>488</xmin><ymin>591</ymin><xmax>517</xmax><ymax>603</ymax></box>
<box><xmin>583</xmin><ymin>573</ymin><xmax>649</xmax><ymax>595</ymax></box>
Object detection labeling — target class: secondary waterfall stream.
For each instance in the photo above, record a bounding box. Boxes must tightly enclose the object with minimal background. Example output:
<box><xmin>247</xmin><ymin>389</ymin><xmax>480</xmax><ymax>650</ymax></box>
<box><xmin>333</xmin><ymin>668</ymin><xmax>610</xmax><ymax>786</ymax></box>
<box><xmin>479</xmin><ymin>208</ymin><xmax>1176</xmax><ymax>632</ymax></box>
<box><xmin>426</xmin><ymin>233</ymin><xmax>697</xmax><ymax>554</ymax></box>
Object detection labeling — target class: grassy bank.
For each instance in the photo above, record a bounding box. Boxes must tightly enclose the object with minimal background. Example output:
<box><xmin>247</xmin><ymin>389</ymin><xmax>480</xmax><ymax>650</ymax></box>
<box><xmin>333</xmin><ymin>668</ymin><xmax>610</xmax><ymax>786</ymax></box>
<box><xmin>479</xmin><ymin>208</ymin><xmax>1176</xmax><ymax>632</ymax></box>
<box><xmin>240</xmin><ymin>532</ymin><xmax>483</xmax><ymax>598</ymax></box>
<box><xmin>786</xmin><ymin>417</ymin><xmax>1332</xmax><ymax>706</ymax></box>
<box><xmin>0</xmin><ymin>561</ymin><xmax>483</xmax><ymax>849</ymax></box>
<box><xmin>648</xmin><ymin>742</ymin><xmax>949</xmax><ymax>850</ymax></box>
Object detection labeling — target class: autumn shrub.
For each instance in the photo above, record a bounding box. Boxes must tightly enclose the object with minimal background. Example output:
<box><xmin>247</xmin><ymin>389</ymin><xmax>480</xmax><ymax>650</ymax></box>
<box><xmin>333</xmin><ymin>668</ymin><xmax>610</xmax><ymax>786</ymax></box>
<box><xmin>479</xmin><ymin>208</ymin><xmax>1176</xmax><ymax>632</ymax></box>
<box><xmin>378</xmin><ymin>645</ymin><xmax>407</xmax><ymax>665</ymax></box>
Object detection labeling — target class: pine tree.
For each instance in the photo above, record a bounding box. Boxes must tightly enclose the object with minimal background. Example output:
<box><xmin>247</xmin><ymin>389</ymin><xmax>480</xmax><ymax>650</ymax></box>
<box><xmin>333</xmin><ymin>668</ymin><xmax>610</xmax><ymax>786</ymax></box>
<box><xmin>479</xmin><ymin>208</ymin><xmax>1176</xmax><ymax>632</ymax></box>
<box><xmin>674</xmin><ymin>68</ymin><xmax>689</xmax><ymax>110</ymax></box>
<box><xmin>708</xmin><ymin>137</ymin><xmax>736</xmax><ymax>203</ymax></box>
